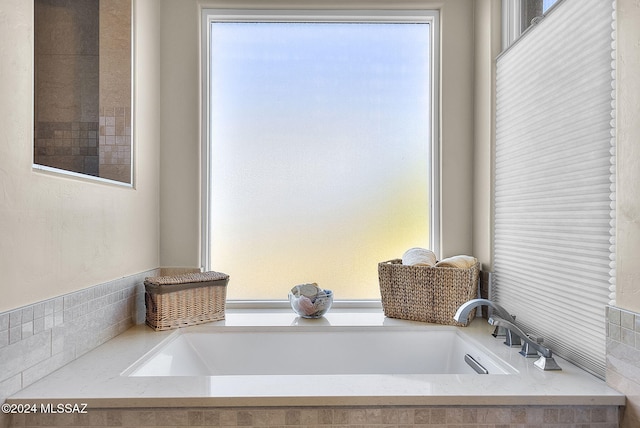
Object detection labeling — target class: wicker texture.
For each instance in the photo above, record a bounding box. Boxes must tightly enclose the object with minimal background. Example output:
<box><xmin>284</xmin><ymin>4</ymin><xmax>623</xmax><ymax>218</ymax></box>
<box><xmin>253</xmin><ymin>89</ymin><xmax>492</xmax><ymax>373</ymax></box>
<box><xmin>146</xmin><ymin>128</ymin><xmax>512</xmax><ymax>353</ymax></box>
<box><xmin>145</xmin><ymin>271</ymin><xmax>228</xmax><ymax>286</ymax></box>
<box><xmin>144</xmin><ymin>271</ymin><xmax>228</xmax><ymax>331</ymax></box>
<box><xmin>378</xmin><ymin>259</ymin><xmax>479</xmax><ymax>326</ymax></box>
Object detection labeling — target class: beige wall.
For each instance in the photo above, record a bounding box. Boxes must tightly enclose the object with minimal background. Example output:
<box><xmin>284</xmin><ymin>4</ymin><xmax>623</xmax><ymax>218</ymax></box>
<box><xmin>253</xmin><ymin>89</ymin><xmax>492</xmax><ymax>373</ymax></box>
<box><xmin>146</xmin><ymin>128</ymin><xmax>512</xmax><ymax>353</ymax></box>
<box><xmin>0</xmin><ymin>0</ymin><xmax>161</xmax><ymax>313</ymax></box>
<box><xmin>472</xmin><ymin>0</ymin><xmax>501</xmax><ymax>271</ymax></box>
<box><xmin>159</xmin><ymin>0</ymin><xmax>202</xmax><ymax>269</ymax></box>
<box><xmin>436</xmin><ymin>0</ymin><xmax>475</xmax><ymax>258</ymax></box>
<box><xmin>159</xmin><ymin>0</ymin><xmax>476</xmax><ymax>269</ymax></box>
<box><xmin>616</xmin><ymin>0</ymin><xmax>640</xmax><ymax>313</ymax></box>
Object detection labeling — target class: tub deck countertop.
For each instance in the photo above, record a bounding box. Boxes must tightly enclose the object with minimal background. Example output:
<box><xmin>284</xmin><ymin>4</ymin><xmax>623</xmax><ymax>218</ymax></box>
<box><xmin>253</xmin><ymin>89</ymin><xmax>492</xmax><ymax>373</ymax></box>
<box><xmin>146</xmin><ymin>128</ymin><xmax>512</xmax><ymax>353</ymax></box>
<box><xmin>7</xmin><ymin>309</ymin><xmax>625</xmax><ymax>408</ymax></box>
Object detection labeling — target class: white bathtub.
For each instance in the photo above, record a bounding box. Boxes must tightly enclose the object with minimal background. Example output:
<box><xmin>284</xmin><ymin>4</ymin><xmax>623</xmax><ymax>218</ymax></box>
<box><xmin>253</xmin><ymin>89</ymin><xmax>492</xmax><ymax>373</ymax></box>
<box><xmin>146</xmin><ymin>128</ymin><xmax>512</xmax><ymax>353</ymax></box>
<box><xmin>7</xmin><ymin>312</ymin><xmax>625</xmax><ymax>409</ymax></box>
<box><xmin>123</xmin><ymin>325</ymin><xmax>515</xmax><ymax>377</ymax></box>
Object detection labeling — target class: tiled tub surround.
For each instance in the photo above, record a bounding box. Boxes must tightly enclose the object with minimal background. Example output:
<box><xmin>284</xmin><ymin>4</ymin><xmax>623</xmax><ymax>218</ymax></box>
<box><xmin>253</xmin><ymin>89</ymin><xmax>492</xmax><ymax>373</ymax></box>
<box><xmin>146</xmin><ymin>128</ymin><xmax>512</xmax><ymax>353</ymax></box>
<box><xmin>606</xmin><ymin>306</ymin><xmax>640</xmax><ymax>427</ymax></box>
<box><xmin>6</xmin><ymin>311</ymin><xmax>624</xmax><ymax>428</ymax></box>
<box><xmin>0</xmin><ymin>269</ymin><xmax>158</xmax><ymax>428</ymax></box>
<box><xmin>8</xmin><ymin>404</ymin><xmax>620</xmax><ymax>427</ymax></box>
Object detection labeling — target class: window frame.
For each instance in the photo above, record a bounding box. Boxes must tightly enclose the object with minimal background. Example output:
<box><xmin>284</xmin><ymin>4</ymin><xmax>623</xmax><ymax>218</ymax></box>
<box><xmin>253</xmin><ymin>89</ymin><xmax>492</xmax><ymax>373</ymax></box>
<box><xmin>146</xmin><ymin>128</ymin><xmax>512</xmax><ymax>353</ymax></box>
<box><xmin>199</xmin><ymin>9</ymin><xmax>440</xmax><ymax>302</ymax></box>
<box><xmin>502</xmin><ymin>0</ymin><xmax>563</xmax><ymax>51</ymax></box>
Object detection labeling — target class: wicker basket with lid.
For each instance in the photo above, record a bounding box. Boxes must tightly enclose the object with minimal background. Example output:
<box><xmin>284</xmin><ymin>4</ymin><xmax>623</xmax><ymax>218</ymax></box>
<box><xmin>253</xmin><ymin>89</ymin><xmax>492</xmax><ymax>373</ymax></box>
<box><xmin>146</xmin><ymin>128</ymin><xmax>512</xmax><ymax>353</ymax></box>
<box><xmin>144</xmin><ymin>271</ymin><xmax>229</xmax><ymax>331</ymax></box>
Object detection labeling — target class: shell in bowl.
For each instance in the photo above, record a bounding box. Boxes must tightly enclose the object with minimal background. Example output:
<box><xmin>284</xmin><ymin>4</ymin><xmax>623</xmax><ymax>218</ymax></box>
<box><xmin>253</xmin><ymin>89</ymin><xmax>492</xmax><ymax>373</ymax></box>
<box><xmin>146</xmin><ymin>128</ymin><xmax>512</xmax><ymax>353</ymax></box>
<box><xmin>289</xmin><ymin>283</ymin><xmax>333</xmax><ymax>318</ymax></box>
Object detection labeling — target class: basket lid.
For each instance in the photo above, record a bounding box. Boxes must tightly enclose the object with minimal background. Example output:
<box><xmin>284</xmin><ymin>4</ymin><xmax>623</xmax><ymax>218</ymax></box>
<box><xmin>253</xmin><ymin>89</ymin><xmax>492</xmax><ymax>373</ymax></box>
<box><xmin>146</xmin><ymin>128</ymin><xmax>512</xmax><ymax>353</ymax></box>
<box><xmin>144</xmin><ymin>271</ymin><xmax>229</xmax><ymax>294</ymax></box>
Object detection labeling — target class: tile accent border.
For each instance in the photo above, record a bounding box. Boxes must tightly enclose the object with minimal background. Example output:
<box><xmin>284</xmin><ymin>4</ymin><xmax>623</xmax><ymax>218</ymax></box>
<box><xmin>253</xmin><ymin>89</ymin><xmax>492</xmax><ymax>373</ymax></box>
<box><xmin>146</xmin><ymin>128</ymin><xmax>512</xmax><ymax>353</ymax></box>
<box><xmin>606</xmin><ymin>305</ymin><xmax>640</xmax><ymax>428</ymax></box>
<box><xmin>7</xmin><ymin>405</ymin><xmax>620</xmax><ymax>427</ymax></box>
<box><xmin>0</xmin><ymin>269</ymin><xmax>159</xmax><ymax>428</ymax></box>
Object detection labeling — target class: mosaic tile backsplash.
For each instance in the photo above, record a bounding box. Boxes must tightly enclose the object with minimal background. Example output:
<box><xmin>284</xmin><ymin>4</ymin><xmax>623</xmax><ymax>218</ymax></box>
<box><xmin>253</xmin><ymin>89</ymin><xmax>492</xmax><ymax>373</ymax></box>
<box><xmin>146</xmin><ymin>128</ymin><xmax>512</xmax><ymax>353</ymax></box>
<box><xmin>0</xmin><ymin>270</ymin><xmax>157</xmax><ymax>428</ymax></box>
<box><xmin>606</xmin><ymin>306</ymin><xmax>640</xmax><ymax>428</ymax></box>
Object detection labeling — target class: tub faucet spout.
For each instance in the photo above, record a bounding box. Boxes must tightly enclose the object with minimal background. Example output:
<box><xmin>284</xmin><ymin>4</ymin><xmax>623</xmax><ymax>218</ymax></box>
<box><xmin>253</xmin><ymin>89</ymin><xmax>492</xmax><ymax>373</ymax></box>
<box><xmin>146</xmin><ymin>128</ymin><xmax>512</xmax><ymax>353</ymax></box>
<box><xmin>453</xmin><ymin>299</ymin><xmax>519</xmax><ymax>345</ymax></box>
<box><xmin>488</xmin><ymin>316</ymin><xmax>562</xmax><ymax>371</ymax></box>
<box><xmin>453</xmin><ymin>298</ymin><xmax>514</xmax><ymax>325</ymax></box>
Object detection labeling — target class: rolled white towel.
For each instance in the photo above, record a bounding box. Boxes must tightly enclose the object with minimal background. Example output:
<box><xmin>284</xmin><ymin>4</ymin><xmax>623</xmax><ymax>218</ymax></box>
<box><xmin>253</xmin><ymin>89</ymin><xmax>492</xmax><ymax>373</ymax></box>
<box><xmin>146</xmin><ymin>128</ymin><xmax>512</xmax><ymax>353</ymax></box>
<box><xmin>402</xmin><ymin>247</ymin><xmax>437</xmax><ymax>267</ymax></box>
<box><xmin>435</xmin><ymin>255</ymin><xmax>477</xmax><ymax>269</ymax></box>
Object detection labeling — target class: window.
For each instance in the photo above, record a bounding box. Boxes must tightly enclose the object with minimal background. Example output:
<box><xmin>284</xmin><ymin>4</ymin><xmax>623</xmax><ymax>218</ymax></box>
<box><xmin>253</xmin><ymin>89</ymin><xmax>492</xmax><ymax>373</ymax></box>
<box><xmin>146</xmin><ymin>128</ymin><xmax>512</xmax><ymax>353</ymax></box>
<box><xmin>502</xmin><ymin>0</ymin><xmax>562</xmax><ymax>50</ymax></box>
<box><xmin>201</xmin><ymin>10</ymin><xmax>439</xmax><ymax>301</ymax></box>
<box><xmin>542</xmin><ymin>0</ymin><xmax>560</xmax><ymax>13</ymax></box>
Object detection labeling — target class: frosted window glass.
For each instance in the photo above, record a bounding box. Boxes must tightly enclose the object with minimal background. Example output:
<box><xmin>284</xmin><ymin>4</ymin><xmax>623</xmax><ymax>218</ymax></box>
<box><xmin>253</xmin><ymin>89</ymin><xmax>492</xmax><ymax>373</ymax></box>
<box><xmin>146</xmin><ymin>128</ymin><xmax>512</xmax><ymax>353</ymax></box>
<box><xmin>209</xmin><ymin>22</ymin><xmax>431</xmax><ymax>300</ymax></box>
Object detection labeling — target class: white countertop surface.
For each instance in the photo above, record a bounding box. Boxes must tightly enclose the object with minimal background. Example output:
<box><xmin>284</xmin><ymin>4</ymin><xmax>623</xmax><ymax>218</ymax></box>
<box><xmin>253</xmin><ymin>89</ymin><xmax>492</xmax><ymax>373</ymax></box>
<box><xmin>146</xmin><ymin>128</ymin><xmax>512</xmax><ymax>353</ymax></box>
<box><xmin>8</xmin><ymin>309</ymin><xmax>625</xmax><ymax>408</ymax></box>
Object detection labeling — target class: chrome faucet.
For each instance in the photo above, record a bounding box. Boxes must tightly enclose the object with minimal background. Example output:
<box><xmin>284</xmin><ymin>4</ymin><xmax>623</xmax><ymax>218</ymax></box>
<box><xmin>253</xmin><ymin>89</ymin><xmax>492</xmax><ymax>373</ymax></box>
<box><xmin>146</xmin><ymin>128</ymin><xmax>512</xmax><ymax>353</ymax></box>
<box><xmin>453</xmin><ymin>298</ymin><xmax>514</xmax><ymax>324</ymax></box>
<box><xmin>453</xmin><ymin>298</ymin><xmax>518</xmax><ymax>343</ymax></box>
<box><xmin>488</xmin><ymin>316</ymin><xmax>562</xmax><ymax>371</ymax></box>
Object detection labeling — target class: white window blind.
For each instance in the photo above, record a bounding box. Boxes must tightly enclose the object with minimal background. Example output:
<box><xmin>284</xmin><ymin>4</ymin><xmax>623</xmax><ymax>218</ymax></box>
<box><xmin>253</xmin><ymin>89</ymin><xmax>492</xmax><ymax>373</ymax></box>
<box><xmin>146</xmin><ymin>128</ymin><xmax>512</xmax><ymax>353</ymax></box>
<box><xmin>494</xmin><ymin>0</ymin><xmax>615</xmax><ymax>378</ymax></box>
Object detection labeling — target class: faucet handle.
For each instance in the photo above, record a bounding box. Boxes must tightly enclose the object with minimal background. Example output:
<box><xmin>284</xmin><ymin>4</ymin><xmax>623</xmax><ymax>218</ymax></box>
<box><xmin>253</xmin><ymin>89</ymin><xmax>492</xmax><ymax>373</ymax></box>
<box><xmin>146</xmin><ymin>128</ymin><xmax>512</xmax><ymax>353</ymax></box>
<box><xmin>534</xmin><ymin>355</ymin><xmax>562</xmax><ymax>371</ymax></box>
<box><xmin>519</xmin><ymin>334</ymin><xmax>544</xmax><ymax>358</ymax></box>
<box><xmin>504</xmin><ymin>328</ymin><xmax>522</xmax><ymax>347</ymax></box>
<box><xmin>494</xmin><ymin>314</ymin><xmax>520</xmax><ymax>347</ymax></box>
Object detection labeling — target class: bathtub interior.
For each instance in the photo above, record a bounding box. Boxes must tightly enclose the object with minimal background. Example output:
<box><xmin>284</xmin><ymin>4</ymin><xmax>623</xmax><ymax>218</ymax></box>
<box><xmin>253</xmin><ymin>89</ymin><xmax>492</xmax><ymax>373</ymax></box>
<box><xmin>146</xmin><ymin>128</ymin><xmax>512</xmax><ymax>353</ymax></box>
<box><xmin>123</xmin><ymin>326</ymin><xmax>517</xmax><ymax>377</ymax></box>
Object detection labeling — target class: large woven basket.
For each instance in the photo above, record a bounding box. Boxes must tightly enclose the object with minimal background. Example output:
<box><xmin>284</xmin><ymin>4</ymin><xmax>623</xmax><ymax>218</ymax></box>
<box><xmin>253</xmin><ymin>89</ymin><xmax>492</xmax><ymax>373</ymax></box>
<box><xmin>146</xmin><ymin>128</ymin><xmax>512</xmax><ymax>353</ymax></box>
<box><xmin>378</xmin><ymin>259</ymin><xmax>479</xmax><ymax>326</ymax></box>
<box><xmin>144</xmin><ymin>271</ymin><xmax>228</xmax><ymax>331</ymax></box>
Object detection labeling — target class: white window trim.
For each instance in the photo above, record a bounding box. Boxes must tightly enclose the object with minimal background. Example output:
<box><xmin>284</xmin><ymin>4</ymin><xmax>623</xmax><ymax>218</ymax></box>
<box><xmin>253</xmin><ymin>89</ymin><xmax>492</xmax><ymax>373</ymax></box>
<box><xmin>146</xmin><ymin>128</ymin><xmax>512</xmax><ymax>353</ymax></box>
<box><xmin>502</xmin><ymin>0</ymin><xmax>523</xmax><ymax>50</ymax></box>
<box><xmin>199</xmin><ymin>9</ymin><xmax>440</xmax><ymax>304</ymax></box>
<box><xmin>502</xmin><ymin>0</ymin><xmax>565</xmax><ymax>51</ymax></box>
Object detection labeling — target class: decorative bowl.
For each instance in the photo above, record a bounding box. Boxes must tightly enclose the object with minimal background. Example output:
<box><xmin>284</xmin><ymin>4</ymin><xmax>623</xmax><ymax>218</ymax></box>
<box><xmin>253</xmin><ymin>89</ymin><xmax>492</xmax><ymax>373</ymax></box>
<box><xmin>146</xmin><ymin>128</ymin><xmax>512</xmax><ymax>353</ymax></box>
<box><xmin>288</xmin><ymin>286</ymin><xmax>333</xmax><ymax>318</ymax></box>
